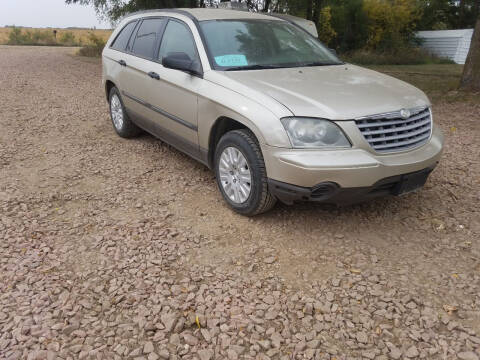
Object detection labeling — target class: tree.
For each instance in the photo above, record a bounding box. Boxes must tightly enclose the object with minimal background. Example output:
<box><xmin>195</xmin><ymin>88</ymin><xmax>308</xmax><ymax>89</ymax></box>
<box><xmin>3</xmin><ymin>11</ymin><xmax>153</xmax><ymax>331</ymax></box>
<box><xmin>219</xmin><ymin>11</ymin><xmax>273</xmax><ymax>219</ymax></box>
<box><xmin>317</xmin><ymin>6</ymin><xmax>336</xmax><ymax>45</ymax></box>
<box><xmin>363</xmin><ymin>0</ymin><xmax>421</xmax><ymax>52</ymax></box>
<box><xmin>65</xmin><ymin>0</ymin><xmax>201</xmax><ymax>22</ymax></box>
<box><xmin>312</xmin><ymin>0</ymin><xmax>321</xmax><ymax>24</ymax></box>
<box><xmin>305</xmin><ymin>0</ymin><xmax>313</xmax><ymax>20</ymax></box>
<box><xmin>67</xmin><ymin>0</ymin><xmax>284</xmax><ymax>19</ymax></box>
<box><xmin>328</xmin><ymin>0</ymin><xmax>369</xmax><ymax>52</ymax></box>
<box><xmin>460</xmin><ymin>16</ymin><xmax>480</xmax><ymax>91</ymax></box>
<box><xmin>417</xmin><ymin>0</ymin><xmax>479</xmax><ymax>30</ymax></box>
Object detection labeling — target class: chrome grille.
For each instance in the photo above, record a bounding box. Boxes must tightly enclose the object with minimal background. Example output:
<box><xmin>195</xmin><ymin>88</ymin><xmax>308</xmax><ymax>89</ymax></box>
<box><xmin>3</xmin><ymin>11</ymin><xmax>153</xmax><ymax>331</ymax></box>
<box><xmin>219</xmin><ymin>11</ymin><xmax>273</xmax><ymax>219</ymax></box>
<box><xmin>355</xmin><ymin>107</ymin><xmax>432</xmax><ymax>153</ymax></box>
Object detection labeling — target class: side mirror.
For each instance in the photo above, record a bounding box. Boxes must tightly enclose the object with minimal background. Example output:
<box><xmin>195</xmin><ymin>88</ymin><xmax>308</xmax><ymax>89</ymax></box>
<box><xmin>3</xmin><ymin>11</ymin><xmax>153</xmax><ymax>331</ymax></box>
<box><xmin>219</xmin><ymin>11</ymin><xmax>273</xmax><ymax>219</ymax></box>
<box><xmin>329</xmin><ymin>48</ymin><xmax>337</xmax><ymax>56</ymax></box>
<box><xmin>162</xmin><ymin>52</ymin><xmax>202</xmax><ymax>77</ymax></box>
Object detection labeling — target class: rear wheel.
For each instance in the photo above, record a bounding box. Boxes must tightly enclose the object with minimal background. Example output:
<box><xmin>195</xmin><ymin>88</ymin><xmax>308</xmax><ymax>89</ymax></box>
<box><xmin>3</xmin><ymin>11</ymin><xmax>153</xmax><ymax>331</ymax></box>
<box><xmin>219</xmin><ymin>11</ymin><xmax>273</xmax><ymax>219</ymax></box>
<box><xmin>108</xmin><ymin>87</ymin><xmax>141</xmax><ymax>138</ymax></box>
<box><xmin>214</xmin><ymin>129</ymin><xmax>276</xmax><ymax>216</ymax></box>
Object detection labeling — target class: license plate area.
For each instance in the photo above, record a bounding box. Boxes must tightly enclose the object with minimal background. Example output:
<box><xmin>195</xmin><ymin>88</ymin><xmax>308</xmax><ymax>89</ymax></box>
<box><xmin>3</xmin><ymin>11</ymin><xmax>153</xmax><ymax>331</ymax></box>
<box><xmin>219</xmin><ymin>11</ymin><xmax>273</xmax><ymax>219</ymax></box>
<box><xmin>393</xmin><ymin>168</ymin><xmax>433</xmax><ymax>196</ymax></box>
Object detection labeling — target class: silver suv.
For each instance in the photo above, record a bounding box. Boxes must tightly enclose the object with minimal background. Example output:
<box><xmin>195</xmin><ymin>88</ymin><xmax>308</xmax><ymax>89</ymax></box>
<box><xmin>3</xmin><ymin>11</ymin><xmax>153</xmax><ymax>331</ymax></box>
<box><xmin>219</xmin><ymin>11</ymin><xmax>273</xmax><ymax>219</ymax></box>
<box><xmin>102</xmin><ymin>8</ymin><xmax>443</xmax><ymax>216</ymax></box>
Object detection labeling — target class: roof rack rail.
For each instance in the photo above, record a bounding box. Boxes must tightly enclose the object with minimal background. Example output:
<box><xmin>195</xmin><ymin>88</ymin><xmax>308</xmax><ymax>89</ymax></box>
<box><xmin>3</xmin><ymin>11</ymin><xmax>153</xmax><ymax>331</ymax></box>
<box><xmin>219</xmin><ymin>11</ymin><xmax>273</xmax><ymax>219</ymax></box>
<box><xmin>120</xmin><ymin>8</ymin><xmax>197</xmax><ymax>22</ymax></box>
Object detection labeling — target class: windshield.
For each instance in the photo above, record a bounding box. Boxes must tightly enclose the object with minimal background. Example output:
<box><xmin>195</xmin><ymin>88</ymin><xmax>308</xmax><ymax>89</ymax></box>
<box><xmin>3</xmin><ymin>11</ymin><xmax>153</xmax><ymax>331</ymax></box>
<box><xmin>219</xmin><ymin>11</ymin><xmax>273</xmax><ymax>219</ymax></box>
<box><xmin>199</xmin><ymin>19</ymin><xmax>342</xmax><ymax>70</ymax></box>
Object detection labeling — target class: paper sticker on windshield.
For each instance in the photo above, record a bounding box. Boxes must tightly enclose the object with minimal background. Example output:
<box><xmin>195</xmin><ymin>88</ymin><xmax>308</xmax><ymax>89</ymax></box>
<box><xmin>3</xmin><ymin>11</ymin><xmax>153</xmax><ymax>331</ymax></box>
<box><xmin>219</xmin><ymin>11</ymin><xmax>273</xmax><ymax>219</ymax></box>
<box><xmin>214</xmin><ymin>54</ymin><xmax>248</xmax><ymax>67</ymax></box>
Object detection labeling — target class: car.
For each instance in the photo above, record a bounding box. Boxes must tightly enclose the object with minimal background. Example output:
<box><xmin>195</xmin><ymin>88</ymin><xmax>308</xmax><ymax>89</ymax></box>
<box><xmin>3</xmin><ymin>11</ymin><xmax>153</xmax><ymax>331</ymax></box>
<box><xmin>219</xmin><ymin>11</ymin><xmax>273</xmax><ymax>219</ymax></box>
<box><xmin>102</xmin><ymin>8</ymin><xmax>444</xmax><ymax>216</ymax></box>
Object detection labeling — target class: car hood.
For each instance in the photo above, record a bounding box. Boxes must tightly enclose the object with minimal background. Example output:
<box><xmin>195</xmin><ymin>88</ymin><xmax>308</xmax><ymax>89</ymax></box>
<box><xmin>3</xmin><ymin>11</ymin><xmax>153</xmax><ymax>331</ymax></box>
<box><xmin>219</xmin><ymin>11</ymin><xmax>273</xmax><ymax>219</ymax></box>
<box><xmin>221</xmin><ymin>64</ymin><xmax>430</xmax><ymax>120</ymax></box>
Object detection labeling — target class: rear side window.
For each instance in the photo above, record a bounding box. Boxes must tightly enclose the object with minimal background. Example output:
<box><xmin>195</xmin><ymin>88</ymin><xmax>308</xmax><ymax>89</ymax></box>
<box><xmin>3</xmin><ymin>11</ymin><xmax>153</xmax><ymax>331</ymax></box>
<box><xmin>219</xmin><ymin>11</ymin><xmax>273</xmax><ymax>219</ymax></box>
<box><xmin>111</xmin><ymin>21</ymin><xmax>137</xmax><ymax>51</ymax></box>
<box><xmin>131</xmin><ymin>18</ymin><xmax>163</xmax><ymax>58</ymax></box>
<box><xmin>158</xmin><ymin>20</ymin><xmax>198</xmax><ymax>62</ymax></box>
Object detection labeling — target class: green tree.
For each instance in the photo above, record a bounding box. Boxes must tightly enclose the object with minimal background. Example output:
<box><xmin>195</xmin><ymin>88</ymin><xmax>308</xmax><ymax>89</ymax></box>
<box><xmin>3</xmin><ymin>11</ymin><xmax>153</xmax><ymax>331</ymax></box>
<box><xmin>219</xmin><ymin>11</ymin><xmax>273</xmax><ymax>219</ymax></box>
<box><xmin>328</xmin><ymin>0</ymin><xmax>369</xmax><ymax>51</ymax></box>
<box><xmin>70</xmin><ymin>0</ymin><xmax>478</xmax><ymax>57</ymax></box>
<box><xmin>418</xmin><ymin>0</ymin><xmax>479</xmax><ymax>30</ymax></box>
<box><xmin>363</xmin><ymin>0</ymin><xmax>421</xmax><ymax>52</ymax></box>
<box><xmin>66</xmin><ymin>0</ymin><xmax>200</xmax><ymax>22</ymax></box>
<box><xmin>317</xmin><ymin>6</ymin><xmax>336</xmax><ymax>45</ymax></box>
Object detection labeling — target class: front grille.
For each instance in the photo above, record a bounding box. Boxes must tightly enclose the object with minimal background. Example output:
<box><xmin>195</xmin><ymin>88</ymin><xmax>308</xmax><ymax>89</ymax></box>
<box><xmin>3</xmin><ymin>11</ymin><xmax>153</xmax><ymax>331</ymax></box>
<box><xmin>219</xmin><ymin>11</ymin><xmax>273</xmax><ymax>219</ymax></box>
<box><xmin>355</xmin><ymin>107</ymin><xmax>432</xmax><ymax>153</ymax></box>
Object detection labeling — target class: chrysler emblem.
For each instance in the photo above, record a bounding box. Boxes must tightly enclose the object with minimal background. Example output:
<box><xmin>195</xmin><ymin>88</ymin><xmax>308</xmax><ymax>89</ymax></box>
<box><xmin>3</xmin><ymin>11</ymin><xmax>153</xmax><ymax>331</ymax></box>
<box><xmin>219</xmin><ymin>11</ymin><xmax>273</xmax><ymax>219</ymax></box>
<box><xmin>400</xmin><ymin>109</ymin><xmax>411</xmax><ymax>119</ymax></box>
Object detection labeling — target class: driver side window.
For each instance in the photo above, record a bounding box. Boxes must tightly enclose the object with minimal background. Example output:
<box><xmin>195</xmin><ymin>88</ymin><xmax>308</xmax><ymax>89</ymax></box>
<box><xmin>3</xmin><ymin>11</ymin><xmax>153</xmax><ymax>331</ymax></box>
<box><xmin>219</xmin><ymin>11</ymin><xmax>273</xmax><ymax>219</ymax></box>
<box><xmin>158</xmin><ymin>20</ymin><xmax>199</xmax><ymax>63</ymax></box>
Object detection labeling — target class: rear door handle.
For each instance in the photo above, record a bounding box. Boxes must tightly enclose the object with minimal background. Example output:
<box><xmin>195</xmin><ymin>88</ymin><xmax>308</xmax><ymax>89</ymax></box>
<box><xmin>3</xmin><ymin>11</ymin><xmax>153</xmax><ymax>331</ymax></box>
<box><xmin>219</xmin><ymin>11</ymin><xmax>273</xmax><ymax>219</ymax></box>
<box><xmin>118</xmin><ymin>60</ymin><xmax>126</xmax><ymax>66</ymax></box>
<box><xmin>148</xmin><ymin>71</ymin><xmax>160</xmax><ymax>80</ymax></box>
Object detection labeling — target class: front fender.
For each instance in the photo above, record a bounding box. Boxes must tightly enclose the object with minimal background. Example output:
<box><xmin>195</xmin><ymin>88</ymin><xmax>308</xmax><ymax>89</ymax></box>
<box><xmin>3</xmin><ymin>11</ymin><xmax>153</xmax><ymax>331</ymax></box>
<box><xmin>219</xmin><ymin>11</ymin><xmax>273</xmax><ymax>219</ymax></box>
<box><xmin>198</xmin><ymin>74</ymin><xmax>293</xmax><ymax>149</ymax></box>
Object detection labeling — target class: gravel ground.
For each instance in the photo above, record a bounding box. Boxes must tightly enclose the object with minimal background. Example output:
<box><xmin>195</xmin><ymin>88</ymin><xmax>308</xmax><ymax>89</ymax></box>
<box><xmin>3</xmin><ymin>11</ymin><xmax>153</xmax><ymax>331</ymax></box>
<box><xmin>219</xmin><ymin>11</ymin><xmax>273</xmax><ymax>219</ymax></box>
<box><xmin>0</xmin><ymin>46</ymin><xmax>479</xmax><ymax>360</ymax></box>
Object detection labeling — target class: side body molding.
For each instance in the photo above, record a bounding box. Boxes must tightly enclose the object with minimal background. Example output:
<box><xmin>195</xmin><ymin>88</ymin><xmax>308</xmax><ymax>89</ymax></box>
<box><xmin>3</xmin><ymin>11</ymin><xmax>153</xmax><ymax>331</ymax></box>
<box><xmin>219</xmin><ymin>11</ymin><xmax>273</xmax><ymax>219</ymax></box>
<box><xmin>122</xmin><ymin>91</ymin><xmax>198</xmax><ymax>131</ymax></box>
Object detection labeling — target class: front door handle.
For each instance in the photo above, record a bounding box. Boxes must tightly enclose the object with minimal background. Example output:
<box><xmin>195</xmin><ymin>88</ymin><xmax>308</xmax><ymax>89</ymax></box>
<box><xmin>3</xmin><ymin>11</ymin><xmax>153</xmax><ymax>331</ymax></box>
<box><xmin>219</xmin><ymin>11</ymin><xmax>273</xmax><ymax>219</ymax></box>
<box><xmin>118</xmin><ymin>59</ymin><xmax>127</xmax><ymax>66</ymax></box>
<box><xmin>148</xmin><ymin>71</ymin><xmax>160</xmax><ymax>80</ymax></box>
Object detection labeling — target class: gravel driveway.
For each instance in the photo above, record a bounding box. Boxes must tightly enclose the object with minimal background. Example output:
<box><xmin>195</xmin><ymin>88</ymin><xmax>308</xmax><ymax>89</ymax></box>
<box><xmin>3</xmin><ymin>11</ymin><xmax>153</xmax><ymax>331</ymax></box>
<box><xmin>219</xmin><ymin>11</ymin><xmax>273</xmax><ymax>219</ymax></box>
<box><xmin>0</xmin><ymin>46</ymin><xmax>479</xmax><ymax>360</ymax></box>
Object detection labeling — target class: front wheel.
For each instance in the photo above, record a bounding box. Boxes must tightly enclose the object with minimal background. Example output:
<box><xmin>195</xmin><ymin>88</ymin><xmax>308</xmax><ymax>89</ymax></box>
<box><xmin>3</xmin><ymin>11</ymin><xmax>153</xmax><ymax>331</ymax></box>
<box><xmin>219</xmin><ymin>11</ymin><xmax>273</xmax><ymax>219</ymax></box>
<box><xmin>214</xmin><ymin>129</ymin><xmax>276</xmax><ymax>216</ymax></box>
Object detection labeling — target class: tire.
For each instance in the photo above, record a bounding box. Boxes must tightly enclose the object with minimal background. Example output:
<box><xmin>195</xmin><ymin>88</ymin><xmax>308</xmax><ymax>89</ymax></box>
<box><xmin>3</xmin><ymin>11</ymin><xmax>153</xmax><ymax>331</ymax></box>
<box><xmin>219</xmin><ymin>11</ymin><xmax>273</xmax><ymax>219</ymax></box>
<box><xmin>108</xmin><ymin>86</ymin><xmax>141</xmax><ymax>138</ymax></box>
<box><xmin>214</xmin><ymin>129</ymin><xmax>276</xmax><ymax>216</ymax></box>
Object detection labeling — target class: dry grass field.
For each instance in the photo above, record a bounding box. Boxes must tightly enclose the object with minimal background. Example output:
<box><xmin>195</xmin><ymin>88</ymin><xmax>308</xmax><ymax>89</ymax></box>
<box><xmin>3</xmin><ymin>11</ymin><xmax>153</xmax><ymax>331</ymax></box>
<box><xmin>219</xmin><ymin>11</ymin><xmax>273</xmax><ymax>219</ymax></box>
<box><xmin>0</xmin><ymin>26</ymin><xmax>112</xmax><ymax>45</ymax></box>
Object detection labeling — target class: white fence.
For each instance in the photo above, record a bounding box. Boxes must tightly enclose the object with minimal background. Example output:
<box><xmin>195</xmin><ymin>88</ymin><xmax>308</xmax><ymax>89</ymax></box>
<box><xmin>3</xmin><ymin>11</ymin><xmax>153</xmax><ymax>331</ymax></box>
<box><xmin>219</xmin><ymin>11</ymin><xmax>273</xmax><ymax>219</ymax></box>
<box><xmin>417</xmin><ymin>29</ymin><xmax>474</xmax><ymax>64</ymax></box>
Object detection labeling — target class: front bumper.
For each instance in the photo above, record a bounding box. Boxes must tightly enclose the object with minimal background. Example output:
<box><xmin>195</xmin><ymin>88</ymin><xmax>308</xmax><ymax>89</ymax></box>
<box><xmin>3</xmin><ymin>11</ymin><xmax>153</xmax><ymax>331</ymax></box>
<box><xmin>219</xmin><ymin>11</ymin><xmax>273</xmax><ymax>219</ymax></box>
<box><xmin>263</xmin><ymin>125</ymin><xmax>443</xmax><ymax>204</ymax></box>
<box><xmin>268</xmin><ymin>165</ymin><xmax>437</xmax><ymax>205</ymax></box>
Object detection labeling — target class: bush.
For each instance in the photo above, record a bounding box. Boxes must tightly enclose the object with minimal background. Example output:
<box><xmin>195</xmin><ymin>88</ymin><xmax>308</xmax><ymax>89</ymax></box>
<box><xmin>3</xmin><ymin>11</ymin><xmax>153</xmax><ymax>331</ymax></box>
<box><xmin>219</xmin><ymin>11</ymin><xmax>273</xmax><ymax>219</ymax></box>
<box><xmin>7</xmin><ymin>27</ymin><xmax>26</xmax><ymax>45</ymax></box>
<box><xmin>59</xmin><ymin>31</ymin><xmax>78</xmax><ymax>46</ymax></box>
<box><xmin>343</xmin><ymin>47</ymin><xmax>456</xmax><ymax>65</ymax></box>
<box><xmin>24</xmin><ymin>29</ymin><xmax>57</xmax><ymax>46</ymax></box>
<box><xmin>77</xmin><ymin>32</ymin><xmax>106</xmax><ymax>57</ymax></box>
<box><xmin>7</xmin><ymin>27</ymin><xmax>56</xmax><ymax>46</ymax></box>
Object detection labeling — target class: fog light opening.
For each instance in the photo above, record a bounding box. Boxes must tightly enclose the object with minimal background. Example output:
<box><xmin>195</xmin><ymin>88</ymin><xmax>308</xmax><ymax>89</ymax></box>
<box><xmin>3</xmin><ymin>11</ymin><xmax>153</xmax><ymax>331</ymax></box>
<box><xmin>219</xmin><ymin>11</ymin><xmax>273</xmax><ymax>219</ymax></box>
<box><xmin>311</xmin><ymin>182</ymin><xmax>339</xmax><ymax>199</ymax></box>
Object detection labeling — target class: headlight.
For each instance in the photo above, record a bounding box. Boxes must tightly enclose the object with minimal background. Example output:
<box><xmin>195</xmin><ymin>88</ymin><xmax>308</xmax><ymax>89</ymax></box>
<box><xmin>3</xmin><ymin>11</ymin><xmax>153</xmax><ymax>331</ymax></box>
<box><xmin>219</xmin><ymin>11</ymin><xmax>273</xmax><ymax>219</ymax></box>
<box><xmin>280</xmin><ymin>117</ymin><xmax>351</xmax><ymax>148</ymax></box>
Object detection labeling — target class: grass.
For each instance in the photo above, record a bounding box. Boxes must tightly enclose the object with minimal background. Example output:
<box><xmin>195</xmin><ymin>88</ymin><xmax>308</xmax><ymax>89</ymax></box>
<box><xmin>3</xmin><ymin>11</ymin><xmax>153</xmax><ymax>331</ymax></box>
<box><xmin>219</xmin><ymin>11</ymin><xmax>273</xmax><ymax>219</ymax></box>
<box><xmin>0</xmin><ymin>27</ymin><xmax>111</xmax><ymax>46</ymax></box>
<box><xmin>368</xmin><ymin>64</ymin><xmax>478</xmax><ymax>103</ymax></box>
<box><xmin>1</xmin><ymin>26</ymin><xmax>110</xmax><ymax>57</ymax></box>
<box><xmin>343</xmin><ymin>48</ymin><xmax>455</xmax><ymax>66</ymax></box>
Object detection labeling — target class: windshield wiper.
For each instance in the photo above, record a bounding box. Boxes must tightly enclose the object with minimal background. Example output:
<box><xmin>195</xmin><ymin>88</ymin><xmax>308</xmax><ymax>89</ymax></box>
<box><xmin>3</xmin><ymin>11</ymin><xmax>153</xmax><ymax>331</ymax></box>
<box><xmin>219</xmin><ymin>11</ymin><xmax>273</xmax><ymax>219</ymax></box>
<box><xmin>224</xmin><ymin>62</ymin><xmax>343</xmax><ymax>71</ymax></box>
<box><xmin>297</xmin><ymin>61</ymin><xmax>344</xmax><ymax>67</ymax></box>
<box><xmin>224</xmin><ymin>64</ymin><xmax>286</xmax><ymax>71</ymax></box>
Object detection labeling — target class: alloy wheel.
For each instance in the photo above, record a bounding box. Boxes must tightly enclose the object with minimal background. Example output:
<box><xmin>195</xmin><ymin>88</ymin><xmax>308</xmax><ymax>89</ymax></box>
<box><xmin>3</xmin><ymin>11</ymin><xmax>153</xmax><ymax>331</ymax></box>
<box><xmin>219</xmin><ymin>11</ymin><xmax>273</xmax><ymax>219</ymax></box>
<box><xmin>110</xmin><ymin>94</ymin><xmax>124</xmax><ymax>130</ymax></box>
<box><xmin>218</xmin><ymin>146</ymin><xmax>252</xmax><ymax>204</ymax></box>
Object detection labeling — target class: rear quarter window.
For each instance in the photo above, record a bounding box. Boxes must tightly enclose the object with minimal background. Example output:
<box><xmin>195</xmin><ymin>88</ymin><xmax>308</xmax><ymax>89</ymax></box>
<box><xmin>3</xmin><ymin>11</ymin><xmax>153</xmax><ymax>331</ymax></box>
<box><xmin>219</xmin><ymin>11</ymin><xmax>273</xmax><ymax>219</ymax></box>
<box><xmin>131</xmin><ymin>18</ymin><xmax>164</xmax><ymax>59</ymax></box>
<box><xmin>111</xmin><ymin>21</ymin><xmax>137</xmax><ymax>51</ymax></box>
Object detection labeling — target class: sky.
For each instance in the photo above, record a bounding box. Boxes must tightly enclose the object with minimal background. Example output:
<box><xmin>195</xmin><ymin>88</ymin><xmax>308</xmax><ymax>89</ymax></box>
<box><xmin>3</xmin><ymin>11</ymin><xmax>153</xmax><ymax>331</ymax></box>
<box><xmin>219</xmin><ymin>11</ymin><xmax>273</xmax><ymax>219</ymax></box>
<box><xmin>0</xmin><ymin>0</ymin><xmax>111</xmax><ymax>29</ymax></box>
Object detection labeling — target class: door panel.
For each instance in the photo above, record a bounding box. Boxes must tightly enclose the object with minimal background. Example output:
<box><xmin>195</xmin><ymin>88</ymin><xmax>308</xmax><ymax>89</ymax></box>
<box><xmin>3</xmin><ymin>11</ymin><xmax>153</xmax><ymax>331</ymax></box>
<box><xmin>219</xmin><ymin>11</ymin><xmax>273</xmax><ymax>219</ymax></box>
<box><xmin>117</xmin><ymin>18</ymin><xmax>166</xmax><ymax>134</ymax></box>
<box><xmin>143</xmin><ymin>62</ymin><xmax>201</xmax><ymax>146</ymax></box>
<box><xmin>119</xmin><ymin>55</ymin><xmax>160</xmax><ymax>134</ymax></box>
<box><xmin>143</xmin><ymin>18</ymin><xmax>202</xmax><ymax>153</ymax></box>
<box><xmin>115</xmin><ymin>16</ymin><xmax>203</xmax><ymax>160</ymax></box>
<box><xmin>104</xmin><ymin>20</ymin><xmax>138</xmax><ymax>99</ymax></box>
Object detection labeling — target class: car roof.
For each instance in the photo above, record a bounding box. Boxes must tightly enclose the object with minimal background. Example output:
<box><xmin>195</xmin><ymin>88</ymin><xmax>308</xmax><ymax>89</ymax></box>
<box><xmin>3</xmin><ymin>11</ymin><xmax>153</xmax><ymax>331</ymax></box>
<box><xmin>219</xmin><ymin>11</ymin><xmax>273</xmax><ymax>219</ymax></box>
<box><xmin>125</xmin><ymin>8</ymin><xmax>283</xmax><ymax>22</ymax></box>
<box><xmin>180</xmin><ymin>8</ymin><xmax>280</xmax><ymax>21</ymax></box>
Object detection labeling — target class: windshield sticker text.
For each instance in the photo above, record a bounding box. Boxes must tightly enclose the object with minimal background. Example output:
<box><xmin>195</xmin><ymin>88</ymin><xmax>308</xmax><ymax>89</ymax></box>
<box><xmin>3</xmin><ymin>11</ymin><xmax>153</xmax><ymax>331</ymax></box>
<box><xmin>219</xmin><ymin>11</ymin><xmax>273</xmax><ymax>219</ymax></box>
<box><xmin>214</xmin><ymin>54</ymin><xmax>248</xmax><ymax>67</ymax></box>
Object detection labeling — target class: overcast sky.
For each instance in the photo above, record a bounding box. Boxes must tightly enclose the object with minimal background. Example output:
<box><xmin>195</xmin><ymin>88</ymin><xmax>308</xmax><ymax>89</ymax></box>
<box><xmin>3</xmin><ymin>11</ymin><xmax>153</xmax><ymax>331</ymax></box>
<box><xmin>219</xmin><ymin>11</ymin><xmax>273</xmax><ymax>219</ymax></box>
<box><xmin>0</xmin><ymin>0</ymin><xmax>111</xmax><ymax>29</ymax></box>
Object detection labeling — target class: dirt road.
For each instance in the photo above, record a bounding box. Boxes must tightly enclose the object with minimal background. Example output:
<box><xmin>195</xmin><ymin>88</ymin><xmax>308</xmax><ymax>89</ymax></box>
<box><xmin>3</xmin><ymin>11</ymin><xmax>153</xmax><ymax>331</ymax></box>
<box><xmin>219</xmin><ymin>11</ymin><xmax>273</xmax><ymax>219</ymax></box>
<box><xmin>1</xmin><ymin>46</ymin><xmax>479</xmax><ymax>360</ymax></box>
